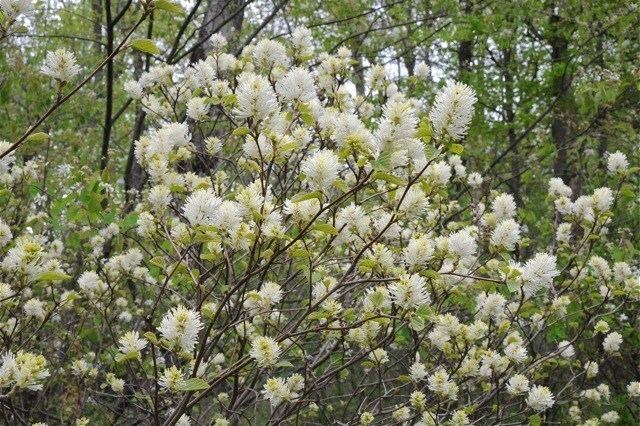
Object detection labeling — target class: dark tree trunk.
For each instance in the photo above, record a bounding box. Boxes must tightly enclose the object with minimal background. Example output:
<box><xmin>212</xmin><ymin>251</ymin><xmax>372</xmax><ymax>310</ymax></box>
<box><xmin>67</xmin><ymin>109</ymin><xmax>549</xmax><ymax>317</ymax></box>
<box><xmin>548</xmin><ymin>5</ymin><xmax>574</xmax><ymax>188</ymax></box>
<box><xmin>502</xmin><ymin>47</ymin><xmax>522</xmax><ymax>206</ymax></box>
<box><xmin>191</xmin><ymin>0</ymin><xmax>245</xmax><ymax>63</ymax></box>
<box><xmin>457</xmin><ymin>0</ymin><xmax>473</xmax><ymax>80</ymax></box>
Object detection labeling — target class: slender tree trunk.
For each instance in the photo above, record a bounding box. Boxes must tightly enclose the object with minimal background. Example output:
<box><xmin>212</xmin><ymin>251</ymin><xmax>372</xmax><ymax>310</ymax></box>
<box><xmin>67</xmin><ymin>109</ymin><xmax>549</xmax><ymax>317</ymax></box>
<box><xmin>457</xmin><ymin>0</ymin><xmax>473</xmax><ymax>80</ymax></box>
<box><xmin>502</xmin><ymin>47</ymin><xmax>522</xmax><ymax>205</ymax></box>
<box><xmin>548</xmin><ymin>4</ymin><xmax>574</xmax><ymax>187</ymax></box>
<box><xmin>100</xmin><ymin>0</ymin><xmax>114</xmax><ymax>172</ymax></box>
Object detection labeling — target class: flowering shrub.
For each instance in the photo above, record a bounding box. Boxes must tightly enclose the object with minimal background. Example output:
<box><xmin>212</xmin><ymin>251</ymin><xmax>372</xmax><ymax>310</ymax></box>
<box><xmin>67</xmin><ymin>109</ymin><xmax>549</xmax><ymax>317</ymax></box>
<box><xmin>1</xmin><ymin>18</ymin><xmax>639</xmax><ymax>426</ymax></box>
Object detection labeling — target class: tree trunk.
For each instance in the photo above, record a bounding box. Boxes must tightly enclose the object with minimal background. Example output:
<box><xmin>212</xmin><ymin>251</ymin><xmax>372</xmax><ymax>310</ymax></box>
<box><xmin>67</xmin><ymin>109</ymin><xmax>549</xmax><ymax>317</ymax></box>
<box><xmin>548</xmin><ymin>5</ymin><xmax>574</xmax><ymax>187</ymax></box>
<box><xmin>502</xmin><ymin>47</ymin><xmax>522</xmax><ymax>205</ymax></box>
<box><xmin>457</xmin><ymin>0</ymin><xmax>473</xmax><ymax>80</ymax></box>
<box><xmin>191</xmin><ymin>0</ymin><xmax>245</xmax><ymax>63</ymax></box>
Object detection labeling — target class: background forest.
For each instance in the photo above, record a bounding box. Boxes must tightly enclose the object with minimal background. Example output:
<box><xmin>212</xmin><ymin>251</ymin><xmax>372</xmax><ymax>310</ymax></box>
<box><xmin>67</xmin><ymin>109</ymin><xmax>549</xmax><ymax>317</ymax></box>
<box><xmin>1</xmin><ymin>0</ymin><xmax>639</xmax><ymax>240</ymax></box>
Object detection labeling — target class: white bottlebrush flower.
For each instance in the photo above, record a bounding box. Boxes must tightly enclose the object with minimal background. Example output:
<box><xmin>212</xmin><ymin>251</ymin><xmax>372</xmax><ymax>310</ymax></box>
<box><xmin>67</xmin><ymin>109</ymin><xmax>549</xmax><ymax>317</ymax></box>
<box><xmin>627</xmin><ymin>381</ymin><xmax>640</xmax><ymax>397</ymax></box>
<box><xmin>283</xmin><ymin>198</ymin><xmax>321</xmax><ymax>223</ymax></box>
<box><xmin>209</xmin><ymin>33</ymin><xmax>227</xmax><ymax>52</ymax></box>
<box><xmin>118</xmin><ymin>331</ymin><xmax>147</xmax><ymax>357</ymax></box>
<box><xmin>0</xmin><ymin>218</ymin><xmax>12</xmax><ymax>248</ymax></box>
<box><xmin>77</xmin><ymin>271</ymin><xmax>106</xmax><ymax>294</ymax></box>
<box><xmin>375</xmin><ymin>99</ymin><xmax>418</xmax><ymax>146</ymax></box>
<box><xmin>147</xmin><ymin>185</ymin><xmax>172</xmax><ymax>211</ymax></box>
<box><xmin>276</xmin><ymin>67</ymin><xmax>316</xmax><ymax>102</ymax></box>
<box><xmin>429</xmin><ymin>81</ymin><xmax>477</xmax><ymax>141</ymax></box>
<box><xmin>592</xmin><ymin>187</ymin><xmax>613</xmax><ymax>212</ymax></box>
<box><xmin>0</xmin><ymin>351</ymin><xmax>50</xmax><ymax>391</ymax></box>
<box><xmin>414</xmin><ymin>61</ymin><xmax>430</xmax><ymax>79</ymax></box>
<box><xmin>362</xmin><ymin>286</ymin><xmax>391</xmax><ymax>312</ymax></box>
<box><xmin>526</xmin><ymin>385</ymin><xmax>555</xmax><ymax>411</ymax></box>
<box><xmin>602</xmin><ymin>331</ymin><xmax>622</xmax><ymax>353</ymax></box>
<box><xmin>476</xmin><ymin>292</ymin><xmax>506</xmax><ymax>322</ymax></box>
<box><xmin>290</xmin><ymin>27</ymin><xmax>314</xmax><ymax>59</ymax></box>
<box><xmin>124</xmin><ymin>80</ymin><xmax>144</xmax><ymax>99</ymax></box>
<box><xmin>398</xmin><ymin>186</ymin><xmax>428</xmax><ymax>217</ymax></box>
<box><xmin>158</xmin><ymin>365</ymin><xmax>185</xmax><ymax>392</ymax></box>
<box><xmin>426</xmin><ymin>161</ymin><xmax>452</xmax><ymax>186</ymax></box>
<box><xmin>182</xmin><ymin>189</ymin><xmax>222</xmax><ymax>226</ymax></box>
<box><xmin>548</xmin><ymin>177</ymin><xmax>572</xmax><ymax>198</ymax></box>
<box><xmin>212</xmin><ymin>200</ymin><xmax>242</xmax><ymax>233</ymax></box>
<box><xmin>234</xmin><ymin>73</ymin><xmax>278</xmax><ymax>120</ymax></box>
<box><xmin>467</xmin><ymin>172</ymin><xmax>483</xmax><ymax>187</ymax></box>
<box><xmin>606</xmin><ymin>151</ymin><xmax>628</xmax><ymax>174</ymax></box>
<box><xmin>176</xmin><ymin>414</ymin><xmax>192</xmax><ymax>426</ymax></box>
<box><xmin>368</xmin><ymin>348</ymin><xmax>389</xmax><ymax>364</ymax></box>
<box><xmin>300</xmin><ymin>149</ymin><xmax>340</xmax><ymax>192</ymax></box>
<box><xmin>259</xmin><ymin>282</ymin><xmax>283</xmax><ymax>306</ymax></box>
<box><xmin>389</xmin><ymin>274</ymin><xmax>430</xmax><ymax>309</ymax></box>
<box><xmin>492</xmin><ymin>193</ymin><xmax>517</xmax><ymax>222</ymax></box>
<box><xmin>427</xmin><ymin>368</ymin><xmax>459</xmax><ymax>400</ymax></box>
<box><xmin>23</xmin><ymin>298</ymin><xmax>45</xmax><ymax>319</ymax></box>
<box><xmin>249</xmin><ymin>336</ymin><xmax>281</xmax><ymax>367</ymax></box>
<box><xmin>571</xmin><ymin>195</ymin><xmax>594</xmax><ymax>221</ymax></box>
<box><xmin>506</xmin><ymin>374</ymin><xmax>530</xmax><ymax>395</ymax></box>
<box><xmin>0</xmin><ymin>140</ymin><xmax>15</xmax><ymax>175</ymax></box>
<box><xmin>403</xmin><ymin>235</ymin><xmax>434</xmax><ymax>270</ymax></box>
<box><xmin>490</xmin><ymin>218</ymin><xmax>521</xmax><ymax>251</ymax></box>
<box><xmin>556</xmin><ymin>222</ymin><xmax>572</xmax><ymax>243</ymax></box>
<box><xmin>601</xmin><ymin>411</ymin><xmax>620</xmax><ymax>424</ymax></box>
<box><xmin>448</xmin><ymin>228</ymin><xmax>477</xmax><ymax>259</ymax></box>
<box><xmin>332</xmin><ymin>113</ymin><xmax>376</xmax><ymax>153</ymax></box>
<box><xmin>262</xmin><ymin>377</ymin><xmax>292</xmax><ymax>406</ymax></box>
<box><xmin>335</xmin><ymin>204</ymin><xmax>369</xmax><ymax>243</ymax></box>
<box><xmin>186</xmin><ymin>97</ymin><xmax>210</xmax><ymax>121</ymax></box>
<box><xmin>245</xmin><ymin>281</ymin><xmax>283</xmax><ymax>312</ymax></box>
<box><xmin>392</xmin><ymin>407</ymin><xmax>411</xmax><ymax>422</ymax></box>
<box><xmin>158</xmin><ymin>306</ymin><xmax>204</xmax><ymax>353</ymax></box>
<box><xmin>584</xmin><ymin>361</ymin><xmax>599</xmax><ymax>378</ymax></box>
<box><xmin>521</xmin><ymin>253</ymin><xmax>559</xmax><ymax>296</ymax></box>
<box><xmin>409</xmin><ymin>355</ymin><xmax>427</xmax><ymax>381</ymax></box>
<box><xmin>41</xmin><ymin>49</ymin><xmax>81</xmax><ymax>82</ymax></box>
<box><xmin>557</xmin><ymin>340</ymin><xmax>575</xmax><ymax>358</ymax></box>
<box><xmin>252</xmin><ymin>39</ymin><xmax>289</xmax><ymax>69</ymax></box>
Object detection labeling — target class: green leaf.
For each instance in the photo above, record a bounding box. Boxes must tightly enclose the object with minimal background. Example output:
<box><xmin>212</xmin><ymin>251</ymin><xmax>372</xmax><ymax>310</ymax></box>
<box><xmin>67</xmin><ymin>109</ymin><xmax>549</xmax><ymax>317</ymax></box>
<box><xmin>332</xmin><ymin>178</ymin><xmax>349</xmax><ymax>192</ymax></box>
<box><xmin>131</xmin><ymin>39</ymin><xmax>160</xmax><ymax>55</ymax></box>
<box><xmin>121</xmin><ymin>213</ymin><xmax>139</xmax><ymax>231</ymax></box>
<box><xmin>506</xmin><ymin>279</ymin><xmax>520</xmax><ymax>293</ymax></box>
<box><xmin>528</xmin><ymin>414</ymin><xmax>542</xmax><ymax>426</ymax></box>
<box><xmin>291</xmin><ymin>191</ymin><xmax>323</xmax><ymax>203</ymax></box>
<box><xmin>154</xmin><ymin>0</ymin><xmax>183</xmax><ymax>13</ymax></box>
<box><xmin>232</xmin><ymin>126</ymin><xmax>250</xmax><ymax>137</ymax></box>
<box><xmin>275</xmin><ymin>360</ymin><xmax>294</xmax><ymax>368</ymax></box>
<box><xmin>313</xmin><ymin>222</ymin><xmax>338</xmax><ymax>235</ymax></box>
<box><xmin>143</xmin><ymin>332</ymin><xmax>159</xmax><ymax>345</ymax></box>
<box><xmin>150</xmin><ymin>256</ymin><xmax>166</xmax><ymax>268</ymax></box>
<box><xmin>448</xmin><ymin>143</ymin><xmax>464</xmax><ymax>155</ymax></box>
<box><xmin>115</xmin><ymin>351</ymin><xmax>140</xmax><ymax>363</ymax></box>
<box><xmin>371</xmin><ymin>171</ymin><xmax>406</xmax><ymax>186</ymax></box>
<box><xmin>409</xmin><ymin>315</ymin><xmax>425</xmax><ymax>332</ymax></box>
<box><xmin>25</xmin><ymin>132</ymin><xmax>49</xmax><ymax>144</ymax></box>
<box><xmin>179</xmin><ymin>378</ymin><xmax>210</xmax><ymax>391</ymax></box>
<box><xmin>372</xmin><ymin>150</ymin><xmax>392</xmax><ymax>171</ymax></box>
<box><xmin>416</xmin><ymin>120</ymin><xmax>432</xmax><ymax>141</ymax></box>
<box><xmin>36</xmin><ymin>271</ymin><xmax>71</xmax><ymax>282</ymax></box>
